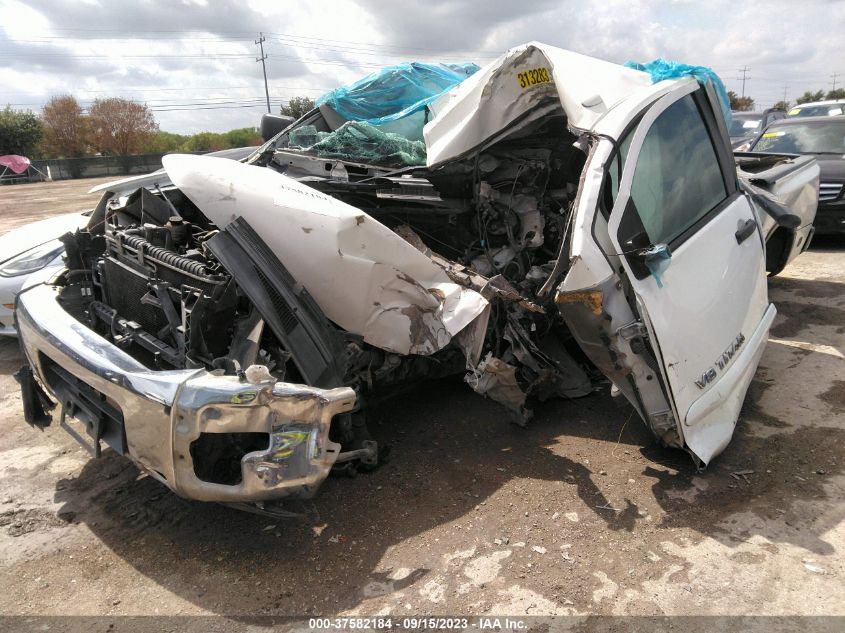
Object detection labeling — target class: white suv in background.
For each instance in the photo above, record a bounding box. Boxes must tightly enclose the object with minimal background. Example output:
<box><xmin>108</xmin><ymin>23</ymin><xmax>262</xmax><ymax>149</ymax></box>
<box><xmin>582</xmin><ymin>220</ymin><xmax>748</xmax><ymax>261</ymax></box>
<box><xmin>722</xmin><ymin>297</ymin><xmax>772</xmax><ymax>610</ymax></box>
<box><xmin>788</xmin><ymin>99</ymin><xmax>845</xmax><ymax>117</ymax></box>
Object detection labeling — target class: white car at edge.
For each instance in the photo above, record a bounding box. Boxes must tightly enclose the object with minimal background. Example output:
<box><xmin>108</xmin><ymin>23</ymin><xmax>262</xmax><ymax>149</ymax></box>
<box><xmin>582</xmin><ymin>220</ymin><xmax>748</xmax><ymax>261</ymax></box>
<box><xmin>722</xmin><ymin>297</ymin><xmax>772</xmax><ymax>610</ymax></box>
<box><xmin>0</xmin><ymin>211</ymin><xmax>88</xmax><ymax>335</ymax></box>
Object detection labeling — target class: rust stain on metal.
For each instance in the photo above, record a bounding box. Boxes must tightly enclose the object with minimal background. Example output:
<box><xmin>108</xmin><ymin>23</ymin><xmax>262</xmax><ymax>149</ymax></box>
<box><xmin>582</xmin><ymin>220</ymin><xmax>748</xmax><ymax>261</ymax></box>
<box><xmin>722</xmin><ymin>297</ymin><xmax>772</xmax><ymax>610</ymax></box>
<box><xmin>399</xmin><ymin>304</ymin><xmax>442</xmax><ymax>353</ymax></box>
<box><xmin>555</xmin><ymin>289</ymin><xmax>603</xmax><ymax>316</ymax></box>
<box><xmin>428</xmin><ymin>287</ymin><xmax>446</xmax><ymax>301</ymax></box>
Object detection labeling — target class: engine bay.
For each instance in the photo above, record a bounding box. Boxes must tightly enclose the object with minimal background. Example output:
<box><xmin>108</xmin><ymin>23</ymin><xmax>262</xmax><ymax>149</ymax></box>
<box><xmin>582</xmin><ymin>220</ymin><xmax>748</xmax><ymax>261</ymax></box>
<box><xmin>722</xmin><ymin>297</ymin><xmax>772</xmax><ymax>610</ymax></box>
<box><xmin>54</xmin><ymin>111</ymin><xmax>598</xmax><ymax>475</ymax></box>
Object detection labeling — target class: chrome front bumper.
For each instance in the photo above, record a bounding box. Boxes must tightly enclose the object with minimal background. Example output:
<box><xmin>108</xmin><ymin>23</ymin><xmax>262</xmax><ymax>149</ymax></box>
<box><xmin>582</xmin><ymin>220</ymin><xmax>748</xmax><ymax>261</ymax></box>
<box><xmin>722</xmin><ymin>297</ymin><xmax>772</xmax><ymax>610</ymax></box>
<box><xmin>16</xmin><ymin>271</ymin><xmax>356</xmax><ymax>503</ymax></box>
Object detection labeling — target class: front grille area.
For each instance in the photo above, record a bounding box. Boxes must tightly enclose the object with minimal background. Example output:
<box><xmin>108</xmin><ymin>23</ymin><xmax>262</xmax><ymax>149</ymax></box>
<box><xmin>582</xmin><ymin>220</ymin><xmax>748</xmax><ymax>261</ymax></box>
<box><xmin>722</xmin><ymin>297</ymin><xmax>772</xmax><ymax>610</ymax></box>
<box><xmin>95</xmin><ymin>233</ymin><xmax>237</xmax><ymax>369</ymax></box>
<box><xmin>819</xmin><ymin>182</ymin><xmax>843</xmax><ymax>202</ymax></box>
<box><xmin>103</xmin><ymin>257</ymin><xmax>167</xmax><ymax>334</ymax></box>
<box><xmin>40</xmin><ymin>353</ymin><xmax>126</xmax><ymax>456</ymax></box>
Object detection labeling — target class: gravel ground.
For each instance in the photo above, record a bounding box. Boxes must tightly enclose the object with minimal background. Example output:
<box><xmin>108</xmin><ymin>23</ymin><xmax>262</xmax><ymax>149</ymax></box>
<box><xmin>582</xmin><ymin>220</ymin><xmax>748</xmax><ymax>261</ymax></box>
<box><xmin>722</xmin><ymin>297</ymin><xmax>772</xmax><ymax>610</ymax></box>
<box><xmin>0</xmin><ymin>176</ymin><xmax>117</xmax><ymax>231</ymax></box>
<box><xmin>0</xmin><ymin>178</ymin><xmax>842</xmax><ymax>620</ymax></box>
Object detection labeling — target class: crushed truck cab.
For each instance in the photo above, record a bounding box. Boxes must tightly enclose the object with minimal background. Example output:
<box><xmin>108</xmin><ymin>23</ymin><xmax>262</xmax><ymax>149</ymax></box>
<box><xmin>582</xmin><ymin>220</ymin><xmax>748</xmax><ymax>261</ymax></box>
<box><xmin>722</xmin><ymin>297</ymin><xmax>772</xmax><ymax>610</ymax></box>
<box><xmin>15</xmin><ymin>43</ymin><xmax>817</xmax><ymax>509</ymax></box>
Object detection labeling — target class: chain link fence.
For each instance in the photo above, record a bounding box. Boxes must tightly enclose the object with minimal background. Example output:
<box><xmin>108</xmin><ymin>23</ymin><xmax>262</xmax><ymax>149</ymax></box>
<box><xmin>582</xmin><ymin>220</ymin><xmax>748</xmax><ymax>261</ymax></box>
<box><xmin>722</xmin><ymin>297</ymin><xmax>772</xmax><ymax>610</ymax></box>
<box><xmin>28</xmin><ymin>153</ymin><xmax>170</xmax><ymax>181</ymax></box>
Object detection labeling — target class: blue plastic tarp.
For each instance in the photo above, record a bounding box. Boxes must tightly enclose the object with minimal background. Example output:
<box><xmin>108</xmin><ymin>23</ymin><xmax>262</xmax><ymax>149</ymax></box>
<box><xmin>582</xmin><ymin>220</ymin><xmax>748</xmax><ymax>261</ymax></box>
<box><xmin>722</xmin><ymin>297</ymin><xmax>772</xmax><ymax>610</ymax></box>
<box><xmin>316</xmin><ymin>62</ymin><xmax>480</xmax><ymax>127</ymax></box>
<box><xmin>624</xmin><ymin>59</ymin><xmax>732</xmax><ymax>128</ymax></box>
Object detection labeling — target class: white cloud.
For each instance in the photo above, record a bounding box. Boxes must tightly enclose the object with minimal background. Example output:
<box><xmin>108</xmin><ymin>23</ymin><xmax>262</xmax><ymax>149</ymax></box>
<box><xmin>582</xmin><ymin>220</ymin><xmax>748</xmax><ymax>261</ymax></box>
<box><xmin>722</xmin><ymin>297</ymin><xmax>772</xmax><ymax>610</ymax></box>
<box><xmin>0</xmin><ymin>0</ymin><xmax>842</xmax><ymax>133</ymax></box>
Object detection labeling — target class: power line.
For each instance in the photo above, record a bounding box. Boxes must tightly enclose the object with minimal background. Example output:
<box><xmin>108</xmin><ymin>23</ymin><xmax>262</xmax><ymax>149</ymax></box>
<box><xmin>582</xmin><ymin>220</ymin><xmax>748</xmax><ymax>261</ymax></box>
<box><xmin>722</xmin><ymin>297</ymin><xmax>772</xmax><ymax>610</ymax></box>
<box><xmin>737</xmin><ymin>66</ymin><xmax>750</xmax><ymax>98</ymax></box>
<box><xmin>8</xmin><ymin>27</ymin><xmax>500</xmax><ymax>56</ymax></box>
<box><xmin>0</xmin><ymin>52</ymin><xmax>255</xmax><ymax>59</ymax></box>
<box><xmin>254</xmin><ymin>32</ymin><xmax>270</xmax><ymax>113</ymax></box>
<box><xmin>0</xmin><ymin>48</ymin><xmax>392</xmax><ymax>69</ymax></box>
<box><xmin>5</xmin><ymin>95</ymin><xmax>306</xmax><ymax>113</ymax></box>
<box><xmin>262</xmin><ymin>30</ymin><xmax>496</xmax><ymax>56</ymax></box>
<box><xmin>8</xmin><ymin>98</ymin><xmax>268</xmax><ymax>106</ymax></box>
<box><xmin>4</xmin><ymin>33</ymin><xmax>489</xmax><ymax>62</ymax></box>
<box><xmin>0</xmin><ymin>85</ymin><xmax>330</xmax><ymax>96</ymax></box>
<box><xmin>262</xmin><ymin>34</ymin><xmax>494</xmax><ymax>61</ymax></box>
<box><xmin>147</xmin><ymin>103</ymin><xmax>270</xmax><ymax>112</ymax></box>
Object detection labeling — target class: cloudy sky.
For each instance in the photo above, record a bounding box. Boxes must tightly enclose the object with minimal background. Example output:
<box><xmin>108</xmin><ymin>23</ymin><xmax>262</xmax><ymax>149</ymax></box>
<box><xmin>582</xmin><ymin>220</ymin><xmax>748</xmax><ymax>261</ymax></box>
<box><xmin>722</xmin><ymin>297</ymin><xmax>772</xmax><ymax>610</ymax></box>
<box><xmin>0</xmin><ymin>0</ymin><xmax>842</xmax><ymax>134</ymax></box>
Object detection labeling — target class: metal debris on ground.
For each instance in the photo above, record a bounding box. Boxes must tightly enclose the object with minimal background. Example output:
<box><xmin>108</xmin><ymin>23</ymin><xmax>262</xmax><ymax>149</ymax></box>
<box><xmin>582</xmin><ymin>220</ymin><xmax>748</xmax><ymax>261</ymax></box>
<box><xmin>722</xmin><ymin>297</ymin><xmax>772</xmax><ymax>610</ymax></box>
<box><xmin>730</xmin><ymin>469</ymin><xmax>755</xmax><ymax>483</ymax></box>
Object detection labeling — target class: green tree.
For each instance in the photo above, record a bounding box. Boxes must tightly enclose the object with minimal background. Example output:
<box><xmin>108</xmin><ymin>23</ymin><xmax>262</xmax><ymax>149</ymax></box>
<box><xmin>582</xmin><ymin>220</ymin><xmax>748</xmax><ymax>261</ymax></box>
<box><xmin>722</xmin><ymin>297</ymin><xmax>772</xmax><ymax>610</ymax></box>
<box><xmin>223</xmin><ymin>127</ymin><xmax>263</xmax><ymax>148</ymax></box>
<box><xmin>796</xmin><ymin>90</ymin><xmax>825</xmax><ymax>104</ymax></box>
<box><xmin>280</xmin><ymin>96</ymin><xmax>315</xmax><ymax>119</ymax></box>
<box><xmin>772</xmin><ymin>100</ymin><xmax>790</xmax><ymax>111</ymax></box>
<box><xmin>145</xmin><ymin>131</ymin><xmax>189</xmax><ymax>153</ymax></box>
<box><xmin>728</xmin><ymin>91</ymin><xmax>754</xmax><ymax>111</ymax></box>
<box><xmin>0</xmin><ymin>106</ymin><xmax>43</xmax><ymax>156</ymax></box>
<box><xmin>179</xmin><ymin>131</ymin><xmax>227</xmax><ymax>153</ymax></box>
<box><xmin>826</xmin><ymin>88</ymin><xmax>845</xmax><ymax>100</ymax></box>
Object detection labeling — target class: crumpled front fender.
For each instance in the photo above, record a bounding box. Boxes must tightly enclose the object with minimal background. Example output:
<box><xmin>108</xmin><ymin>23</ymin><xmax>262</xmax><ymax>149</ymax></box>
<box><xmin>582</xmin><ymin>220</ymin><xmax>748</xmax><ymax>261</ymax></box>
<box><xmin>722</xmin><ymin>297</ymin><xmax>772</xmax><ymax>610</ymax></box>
<box><xmin>16</xmin><ymin>273</ymin><xmax>355</xmax><ymax>503</ymax></box>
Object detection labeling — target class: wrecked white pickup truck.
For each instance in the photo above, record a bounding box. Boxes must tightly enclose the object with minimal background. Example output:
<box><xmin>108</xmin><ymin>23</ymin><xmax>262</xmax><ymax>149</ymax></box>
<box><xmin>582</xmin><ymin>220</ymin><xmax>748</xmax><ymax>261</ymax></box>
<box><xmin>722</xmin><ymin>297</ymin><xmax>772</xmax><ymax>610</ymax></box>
<box><xmin>15</xmin><ymin>43</ymin><xmax>818</xmax><ymax>511</ymax></box>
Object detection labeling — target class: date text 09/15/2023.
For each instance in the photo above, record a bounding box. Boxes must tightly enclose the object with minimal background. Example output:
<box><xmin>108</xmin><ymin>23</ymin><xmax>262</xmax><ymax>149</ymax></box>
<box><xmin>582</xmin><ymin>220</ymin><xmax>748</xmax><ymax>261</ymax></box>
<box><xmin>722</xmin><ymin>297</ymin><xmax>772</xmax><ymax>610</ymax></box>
<box><xmin>307</xmin><ymin>617</ymin><xmax>529</xmax><ymax>630</ymax></box>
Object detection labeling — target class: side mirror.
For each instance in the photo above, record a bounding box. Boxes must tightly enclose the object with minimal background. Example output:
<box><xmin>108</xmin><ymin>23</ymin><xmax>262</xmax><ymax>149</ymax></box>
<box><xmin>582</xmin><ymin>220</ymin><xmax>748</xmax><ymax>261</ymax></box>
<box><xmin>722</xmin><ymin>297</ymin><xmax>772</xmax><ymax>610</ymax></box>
<box><xmin>622</xmin><ymin>230</ymin><xmax>671</xmax><ymax>282</ymax></box>
<box><xmin>260</xmin><ymin>114</ymin><xmax>295</xmax><ymax>142</ymax></box>
<box><xmin>741</xmin><ymin>180</ymin><xmax>801</xmax><ymax>229</ymax></box>
<box><xmin>623</xmin><ymin>230</ymin><xmax>652</xmax><ymax>252</ymax></box>
<box><xmin>618</xmin><ymin>199</ymin><xmax>672</xmax><ymax>282</ymax></box>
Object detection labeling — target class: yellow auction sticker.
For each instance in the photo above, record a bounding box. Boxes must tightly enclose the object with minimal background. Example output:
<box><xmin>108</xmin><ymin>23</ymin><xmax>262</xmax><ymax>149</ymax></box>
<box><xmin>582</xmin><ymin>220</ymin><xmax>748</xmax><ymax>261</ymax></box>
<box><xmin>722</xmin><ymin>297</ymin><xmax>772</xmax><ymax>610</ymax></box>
<box><xmin>517</xmin><ymin>67</ymin><xmax>551</xmax><ymax>89</ymax></box>
<box><xmin>271</xmin><ymin>431</ymin><xmax>309</xmax><ymax>459</ymax></box>
<box><xmin>762</xmin><ymin>131</ymin><xmax>785</xmax><ymax>138</ymax></box>
<box><xmin>788</xmin><ymin>108</ymin><xmax>800</xmax><ymax>115</ymax></box>
<box><xmin>230</xmin><ymin>390</ymin><xmax>257</xmax><ymax>404</ymax></box>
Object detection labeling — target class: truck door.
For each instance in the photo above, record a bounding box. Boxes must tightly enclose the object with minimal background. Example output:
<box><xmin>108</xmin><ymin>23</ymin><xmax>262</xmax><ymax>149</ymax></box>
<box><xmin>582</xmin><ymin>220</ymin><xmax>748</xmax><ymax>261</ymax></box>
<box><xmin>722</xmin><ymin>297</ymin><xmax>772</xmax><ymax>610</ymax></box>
<box><xmin>605</xmin><ymin>82</ymin><xmax>777</xmax><ymax>464</ymax></box>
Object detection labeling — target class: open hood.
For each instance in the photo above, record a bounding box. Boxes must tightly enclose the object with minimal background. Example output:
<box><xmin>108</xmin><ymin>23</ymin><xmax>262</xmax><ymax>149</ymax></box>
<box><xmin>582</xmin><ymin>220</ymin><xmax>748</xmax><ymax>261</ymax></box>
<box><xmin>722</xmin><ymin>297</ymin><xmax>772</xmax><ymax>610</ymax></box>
<box><xmin>162</xmin><ymin>154</ymin><xmax>490</xmax><ymax>359</ymax></box>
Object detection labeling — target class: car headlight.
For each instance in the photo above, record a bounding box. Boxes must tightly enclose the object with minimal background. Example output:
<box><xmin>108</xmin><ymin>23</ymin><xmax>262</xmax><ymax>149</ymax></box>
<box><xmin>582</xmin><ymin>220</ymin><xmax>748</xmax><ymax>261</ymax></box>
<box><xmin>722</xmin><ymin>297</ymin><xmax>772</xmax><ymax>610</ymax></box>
<box><xmin>0</xmin><ymin>240</ymin><xmax>65</xmax><ymax>277</ymax></box>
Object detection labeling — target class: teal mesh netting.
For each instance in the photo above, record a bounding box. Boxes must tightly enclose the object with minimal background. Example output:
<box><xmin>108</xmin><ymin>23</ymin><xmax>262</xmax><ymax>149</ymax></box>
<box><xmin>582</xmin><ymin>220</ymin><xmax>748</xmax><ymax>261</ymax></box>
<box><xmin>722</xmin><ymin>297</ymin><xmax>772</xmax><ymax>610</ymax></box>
<box><xmin>285</xmin><ymin>61</ymin><xmax>479</xmax><ymax>166</ymax></box>
<box><xmin>316</xmin><ymin>62</ymin><xmax>479</xmax><ymax>126</ymax></box>
<box><xmin>288</xmin><ymin>121</ymin><xmax>427</xmax><ymax>167</ymax></box>
<box><xmin>625</xmin><ymin>59</ymin><xmax>732</xmax><ymax>128</ymax></box>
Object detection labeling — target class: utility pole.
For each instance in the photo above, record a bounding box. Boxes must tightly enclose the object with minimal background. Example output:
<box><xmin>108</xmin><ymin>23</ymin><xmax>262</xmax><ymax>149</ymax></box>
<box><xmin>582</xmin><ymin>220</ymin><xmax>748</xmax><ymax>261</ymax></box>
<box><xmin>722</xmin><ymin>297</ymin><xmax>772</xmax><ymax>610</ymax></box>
<box><xmin>255</xmin><ymin>32</ymin><xmax>270</xmax><ymax>113</ymax></box>
<box><xmin>737</xmin><ymin>66</ymin><xmax>750</xmax><ymax>98</ymax></box>
<box><xmin>782</xmin><ymin>84</ymin><xmax>788</xmax><ymax>103</ymax></box>
<box><xmin>832</xmin><ymin>72</ymin><xmax>840</xmax><ymax>92</ymax></box>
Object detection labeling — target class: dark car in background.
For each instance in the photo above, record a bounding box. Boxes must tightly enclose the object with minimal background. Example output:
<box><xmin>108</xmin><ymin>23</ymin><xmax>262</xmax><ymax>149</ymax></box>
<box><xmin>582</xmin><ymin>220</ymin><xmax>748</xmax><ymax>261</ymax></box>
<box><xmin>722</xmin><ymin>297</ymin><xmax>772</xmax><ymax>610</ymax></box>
<box><xmin>749</xmin><ymin>116</ymin><xmax>845</xmax><ymax>234</ymax></box>
<box><xmin>730</xmin><ymin>109</ymin><xmax>787</xmax><ymax>149</ymax></box>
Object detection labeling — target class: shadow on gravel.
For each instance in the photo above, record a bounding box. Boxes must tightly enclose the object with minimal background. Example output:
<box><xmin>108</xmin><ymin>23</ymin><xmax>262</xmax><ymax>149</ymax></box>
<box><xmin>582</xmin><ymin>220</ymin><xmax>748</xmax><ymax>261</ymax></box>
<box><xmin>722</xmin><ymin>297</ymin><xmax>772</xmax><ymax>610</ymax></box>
<box><xmin>51</xmin><ymin>377</ymin><xmax>655</xmax><ymax>615</ymax></box>
<box><xmin>0</xmin><ymin>337</ymin><xmax>22</xmax><ymax>376</ymax></box>
<box><xmin>806</xmin><ymin>234</ymin><xmax>845</xmax><ymax>252</ymax></box>
<box><xmin>0</xmin><ymin>250</ymin><xmax>825</xmax><ymax>615</ymax></box>
<box><xmin>767</xmin><ymin>277</ymin><xmax>845</xmax><ymax>338</ymax></box>
<box><xmin>51</xmin><ymin>361</ymin><xmax>843</xmax><ymax>615</ymax></box>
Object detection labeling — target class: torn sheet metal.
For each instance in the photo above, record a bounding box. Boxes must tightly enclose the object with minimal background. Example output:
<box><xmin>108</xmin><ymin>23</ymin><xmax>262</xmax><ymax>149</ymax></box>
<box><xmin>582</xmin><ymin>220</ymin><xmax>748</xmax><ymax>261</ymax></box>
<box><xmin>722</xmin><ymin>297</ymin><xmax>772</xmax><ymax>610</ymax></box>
<box><xmin>424</xmin><ymin>42</ymin><xmax>655</xmax><ymax>166</ymax></box>
<box><xmin>162</xmin><ymin>154</ymin><xmax>489</xmax><ymax>356</ymax></box>
<box><xmin>466</xmin><ymin>354</ymin><xmax>530</xmax><ymax>423</ymax></box>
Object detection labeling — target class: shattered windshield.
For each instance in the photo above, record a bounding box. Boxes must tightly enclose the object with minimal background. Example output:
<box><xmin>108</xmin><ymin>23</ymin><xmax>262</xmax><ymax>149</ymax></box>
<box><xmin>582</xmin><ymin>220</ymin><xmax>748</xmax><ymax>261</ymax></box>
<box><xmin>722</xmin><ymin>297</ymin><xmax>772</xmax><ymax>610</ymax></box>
<box><xmin>261</xmin><ymin>61</ymin><xmax>479</xmax><ymax>168</ymax></box>
<box><xmin>286</xmin><ymin>121</ymin><xmax>427</xmax><ymax>168</ymax></box>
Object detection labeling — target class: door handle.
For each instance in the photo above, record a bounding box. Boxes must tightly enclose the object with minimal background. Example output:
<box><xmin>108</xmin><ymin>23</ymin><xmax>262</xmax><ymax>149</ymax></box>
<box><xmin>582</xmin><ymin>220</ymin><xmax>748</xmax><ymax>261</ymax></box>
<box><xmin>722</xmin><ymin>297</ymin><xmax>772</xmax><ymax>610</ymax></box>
<box><xmin>735</xmin><ymin>218</ymin><xmax>757</xmax><ymax>244</ymax></box>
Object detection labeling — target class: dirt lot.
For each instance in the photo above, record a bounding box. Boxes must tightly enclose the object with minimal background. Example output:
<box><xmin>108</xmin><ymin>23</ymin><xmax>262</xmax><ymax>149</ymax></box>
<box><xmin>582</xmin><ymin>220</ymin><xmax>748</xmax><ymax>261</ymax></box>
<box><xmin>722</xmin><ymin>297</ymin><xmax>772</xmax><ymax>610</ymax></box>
<box><xmin>0</xmin><ymin>178</ymin><xmax>842</xmax><ymax>620</ymax></box>
<box><xmin>0</xmin><ymin>176</ymin><xmax>117</xmax><ymax>231</ymax></box>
